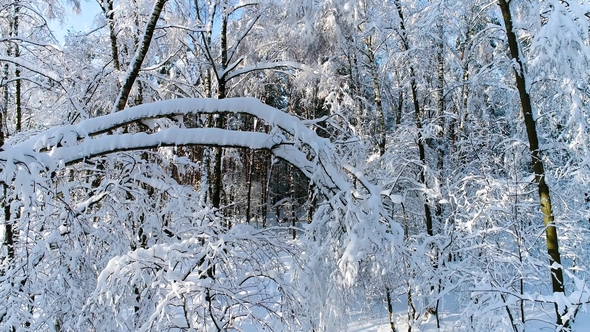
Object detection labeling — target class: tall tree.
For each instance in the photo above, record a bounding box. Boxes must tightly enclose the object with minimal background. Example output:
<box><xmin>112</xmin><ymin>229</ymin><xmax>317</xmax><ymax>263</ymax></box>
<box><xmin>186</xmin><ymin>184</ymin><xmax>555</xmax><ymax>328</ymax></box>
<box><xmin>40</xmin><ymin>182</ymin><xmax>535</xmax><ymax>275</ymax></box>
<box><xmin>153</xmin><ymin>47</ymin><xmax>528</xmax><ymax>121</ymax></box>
<box><xmin>192</xmin><ymin>0</ymin><xmax>304</xmax><ymax>208</ymax></box>
<box><xmin>498</xmin><ymin>0</ymin><xmax>567</xmax><ymax>327</ymax></box>
<box><xmin>113</xmin><ymin>0</ymin><xmax>168</xmax><ymax>111</ymax></box>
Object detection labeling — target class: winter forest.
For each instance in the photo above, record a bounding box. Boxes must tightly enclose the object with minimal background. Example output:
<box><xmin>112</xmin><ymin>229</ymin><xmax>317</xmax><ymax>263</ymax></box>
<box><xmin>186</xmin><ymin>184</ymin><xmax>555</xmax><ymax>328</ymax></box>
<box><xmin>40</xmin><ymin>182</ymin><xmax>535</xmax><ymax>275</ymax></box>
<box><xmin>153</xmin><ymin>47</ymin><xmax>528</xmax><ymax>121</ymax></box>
<box><xmin>1</xmin><ymin>0</ymin><xmax>590</xmax><ymax>330</ymax></box>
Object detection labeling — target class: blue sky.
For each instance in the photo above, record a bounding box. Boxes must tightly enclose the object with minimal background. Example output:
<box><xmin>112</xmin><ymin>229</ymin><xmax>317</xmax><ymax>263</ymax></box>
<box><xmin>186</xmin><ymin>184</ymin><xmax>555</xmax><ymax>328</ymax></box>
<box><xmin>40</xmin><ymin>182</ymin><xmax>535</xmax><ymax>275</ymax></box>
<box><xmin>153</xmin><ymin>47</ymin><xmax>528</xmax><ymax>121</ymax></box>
<box><xmin>49</xmin><ymin>0</ymin><xmax>102</xmax><ymax>44</ymax></box>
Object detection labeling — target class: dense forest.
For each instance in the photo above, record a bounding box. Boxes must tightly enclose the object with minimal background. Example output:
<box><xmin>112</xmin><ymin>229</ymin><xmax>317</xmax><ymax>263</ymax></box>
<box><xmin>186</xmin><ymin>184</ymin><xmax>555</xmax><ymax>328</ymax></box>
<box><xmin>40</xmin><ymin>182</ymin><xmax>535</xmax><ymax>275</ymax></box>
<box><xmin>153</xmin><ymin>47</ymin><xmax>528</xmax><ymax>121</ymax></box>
<box><xmin>1</xmin><ymin>0</ymin><xmax>590</xmax><ymax>330</ymax></box>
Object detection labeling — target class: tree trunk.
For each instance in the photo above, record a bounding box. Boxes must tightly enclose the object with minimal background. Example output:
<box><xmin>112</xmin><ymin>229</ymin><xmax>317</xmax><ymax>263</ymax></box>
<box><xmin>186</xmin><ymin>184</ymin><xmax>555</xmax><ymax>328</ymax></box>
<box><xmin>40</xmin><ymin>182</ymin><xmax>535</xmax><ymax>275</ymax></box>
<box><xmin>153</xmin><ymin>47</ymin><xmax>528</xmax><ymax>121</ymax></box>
<box><xmin>366</xmin><ymin>38</ymin><xmax>386</xmax><ymax>156</ymax></box>
<box><xmin>262</xmin><ymin>154</ymin><xmax>271</xmax><ymax>228</ymax></box>
<box><xmin>401</xmin><ymin>202</ymin><xmax>416</xmax><ymax>331</ymax></box>
<box><xmin>394</xmin><ymin>0</ymin><xmax>434</xmax><ymax>237</ymax></box>
<box><xmin>1</xmin><ymin>185</ymin><xmax>12</xmax><ymax>275</ymax></box>
<box><xmin>14</xmin><ymin>64</ymin><xmax>20</xmax><ymax>132</ymax></box>
<box><xmin>307</xmin><ymin>183</ymin><xmax>316</xmax><ymax>224</ymax></box>
<box><xmin>245</xmin><ymin>150</ymin><xmax>254</xmax><ymax>223</ymax></box>
<box><xmin>103</xmin><ymin>0</ymin><xmax>120</xmax><ymax>71</ymax></box>
<box><xmin>113</xmin><ymin>0</ymin><xmax>167</xmax><ymax>112</ymax></box>
<box><xmin>434</xmin><ymin>23</ymin><xmax>445</xmax><ymax>225</ymax></box>
<box><xmin>2</xmin><ymin>45</ymin><xmax>8</xmax><ymax>136</ymax></box>
<box><xmin>11</xmin><ymin>0</ymin><xmax>21</xmax><ymax>132</ymax></box>
<box><xmin>395</xmin><ymin>70</ymin><xmax>403</xmax><ymax>126</ymax></box>
<box><xmin>14</xmin><ymin>38</ymin><xmax>20</xmax><ymax>132</ymax></box>
<box><xmin>289</xmin><ymin>164</ymin><xmax>296</xmax><ymax>239</ymax></box>
<box><xmin>386</xmin><ymin>287</ymin><xmax>397</xmax><ymax>332</ymax></box>
<box><xmin>0</xmin><ymin>0</ymin><xmax>19</xmax><ymax>281</ymax></box>
<box><xmin>498</xmin><ymin>0</ymin><xmax>567</xmax><ymax>327</ymax></box>
<box><xmin>211</xmin><ymin>5</ymin><xmax>228</xmax><ymax>209</ymax></box>
<box><xmin>211</xmin><ymin>145</ymin><xmax>223</xmax><ymax>209</ymax></box>
<box><xmin>201</xmin><ymin>69</ymin><xmax>212</xmax><ymax>203</ymax></box>
<box><xmin>245</xmin><ymin>115</ymin><xmax>257</xmax><ymax>223</ymax></box>
<box><xmin>4</xmin><ymin>0</ymin><xmax>19</xmax><ymax>277</ymax></box>
<box><xmin>455</xmin><ymin>24</ymin><xmax>472</xmax><ymax>165</ymax></box>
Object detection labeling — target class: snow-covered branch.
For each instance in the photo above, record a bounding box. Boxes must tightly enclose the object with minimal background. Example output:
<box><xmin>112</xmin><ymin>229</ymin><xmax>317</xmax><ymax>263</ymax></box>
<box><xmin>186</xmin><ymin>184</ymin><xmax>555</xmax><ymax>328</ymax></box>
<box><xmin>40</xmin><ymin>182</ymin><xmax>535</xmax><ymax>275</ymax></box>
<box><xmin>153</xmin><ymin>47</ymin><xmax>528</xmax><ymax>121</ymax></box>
<box><xmin>0</xmin><ymin>56</ymin><xmax>62</xmax><ymax>82</ymax></box>
<box><xmin>21</xmin><ymin>98</ymin><xmax>324</xmax><ymax>152</ymax></box>
<box><xmin>49</xmin><ymin>128</ymin><xmax>286</xmax><ymax>165</ymax></box>
<box><xmin>224</xmin><ymin>61</ymin><xmax>306</xmax><ymax>81</ymax></box>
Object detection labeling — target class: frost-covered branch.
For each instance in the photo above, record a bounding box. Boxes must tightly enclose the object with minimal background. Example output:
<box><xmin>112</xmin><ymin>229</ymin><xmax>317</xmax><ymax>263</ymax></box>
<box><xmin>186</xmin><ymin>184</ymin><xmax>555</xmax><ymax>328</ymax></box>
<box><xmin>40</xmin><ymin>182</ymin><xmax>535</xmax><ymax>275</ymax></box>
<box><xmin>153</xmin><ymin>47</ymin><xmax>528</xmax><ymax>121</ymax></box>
<box><xmin>0</xmin><ymin>56</ymin><xmax>61</xmax><ymax>82</ymax></box>
<box><xmin>21</xmin><ymin>98</ymin><xmax>325</xmax><ymax>154</ymax></box>
<box><xmin>224</xmin><ymin>61</ymin><xmax>306</xmax><ymax>81</ymax></box>
<box><xmin>49</xmin><ymin>128</ymin><xmax>286</xmax><ymax>165</ymax></box>
<box><xmin>226</xmin><ymin>13</ymin><xmax>261</xmax><ymax>65</ymax></box>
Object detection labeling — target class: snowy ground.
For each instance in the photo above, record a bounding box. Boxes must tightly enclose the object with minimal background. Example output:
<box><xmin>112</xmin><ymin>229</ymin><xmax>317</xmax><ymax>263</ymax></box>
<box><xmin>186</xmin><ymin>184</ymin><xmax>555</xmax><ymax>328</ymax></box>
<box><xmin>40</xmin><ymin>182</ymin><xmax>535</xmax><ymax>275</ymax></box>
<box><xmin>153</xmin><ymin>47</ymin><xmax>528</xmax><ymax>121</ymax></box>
<box><xmin>346</xmin><ymin>295</ymin><xmax>590</xmax><ymax>331</ymax></box>
<box><xmin>254</xmin><ymin>218</ymin><xmax>590</xmax><ymax>332</ymax></box>
<box><xmin>347</xmin><ymin>295</ymin><xmax>458</xmax><ymax>332</ymax></box>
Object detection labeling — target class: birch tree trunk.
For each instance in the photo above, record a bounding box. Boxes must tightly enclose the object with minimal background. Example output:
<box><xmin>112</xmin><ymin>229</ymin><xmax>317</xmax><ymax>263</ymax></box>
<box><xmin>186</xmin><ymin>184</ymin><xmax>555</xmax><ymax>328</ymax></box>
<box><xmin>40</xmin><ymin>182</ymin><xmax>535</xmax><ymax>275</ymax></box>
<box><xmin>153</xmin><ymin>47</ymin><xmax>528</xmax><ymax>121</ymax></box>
<box><xmin>0</xmin><ymin>0</ymin><xmax>19</xmax><ymax>284</ymax></box>
<box><xmin>113</xmin><ymin>0</ymin><xmax>167</xmax><ymax>112</ymax></box>
<box><xmin>13</xmin><ymin>0</ymin><xmax>21</xmax><ymax>132</ymax></box>
<box><xmin>103</xmin><ymin>0</ymin><xmax>120</xmax><ymax>71</ymax></box>
<box><xmin>365</xmin><ymin>37</ymin><xmax>387</xmax><ymax>156</ymax></box>
<box><xmin>211</xmin><ymin>5</ymin><xmax>228</xmax><ymax>209</ymax></box>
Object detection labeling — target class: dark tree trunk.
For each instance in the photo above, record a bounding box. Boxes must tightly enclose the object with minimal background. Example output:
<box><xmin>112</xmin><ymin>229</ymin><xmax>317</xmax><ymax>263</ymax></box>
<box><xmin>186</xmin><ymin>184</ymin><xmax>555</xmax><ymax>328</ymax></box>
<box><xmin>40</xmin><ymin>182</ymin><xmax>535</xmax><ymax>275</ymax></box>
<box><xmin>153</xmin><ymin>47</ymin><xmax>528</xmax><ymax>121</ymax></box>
<box><xmin>366</xmin><ymin>38</ymin><xmax>386</xmax><ymax>156</ymax></box>
<box><xmin>394</xmin><ymin>0</ymin><xmax>434</xmax><ymax>237</ymax></box>
<box><xmin>498</xmin><ymin>0</ymin><xmax>567</xmax><ymax>327</ymax></box>
<box><xmin>211</xmin><ymin>6</ymin><xmax>228</xmax><ymax>209</ymax></box>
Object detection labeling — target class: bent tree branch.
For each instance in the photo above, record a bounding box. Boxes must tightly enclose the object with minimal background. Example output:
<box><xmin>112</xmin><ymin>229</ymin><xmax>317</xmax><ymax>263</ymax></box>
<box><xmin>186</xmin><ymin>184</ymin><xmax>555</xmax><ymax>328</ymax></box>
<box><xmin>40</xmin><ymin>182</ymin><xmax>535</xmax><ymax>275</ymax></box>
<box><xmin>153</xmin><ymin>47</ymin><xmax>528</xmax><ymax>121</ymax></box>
<box><xmin>11</xmin><ymin>98</ymin><xmax>352</xmax><ymax>203</ymax></box>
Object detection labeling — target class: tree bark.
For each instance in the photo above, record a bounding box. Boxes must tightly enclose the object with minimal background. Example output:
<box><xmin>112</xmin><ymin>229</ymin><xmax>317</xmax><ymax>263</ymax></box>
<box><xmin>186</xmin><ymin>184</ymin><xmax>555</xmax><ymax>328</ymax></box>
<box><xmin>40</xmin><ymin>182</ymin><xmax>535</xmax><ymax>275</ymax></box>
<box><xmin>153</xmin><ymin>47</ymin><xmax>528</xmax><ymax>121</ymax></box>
<box><xmin>103</xmin><ymin>0</ymin><xmax>120</xmax><ymax>71</ymax></box>
<box><xmin>262</xmin><ymin>154</ymin><xmax>271</xmax><ymax>228</ymax></box>
<box><xmin>211</xmin><ymin>4</ymin><xmax>228</xmax><ymax>209</ymax></box>
<box><xmin>394</xmin><ymin>0</ymin><xmax>434</xmax><ymax>237</ymax></box>
<box><xmin>14</xmin><ymin>16</ymin><xmax>21</xmax><ymax>132</ymax></box>
<box><xmin>366</xmin><ymin>37</ymin><xmax>386</xmax><ymax>156</ymax></box>
<box><xmin>245</xmin><ymin>149</ymin><xmax>254</xmax><ymax>223</ymax></box>
<box><xmin>1</xmin><ymin>185</ymin><xmax>12</xmax><ymax>274</ymax></box>
<box><xmin>386</xmin><ymin>286</ymin><xmax>397</xmax><ymax>332</ymax></box>
<box><xmin>498</xmin><ymin>0</ymin><xmax>567</xmax><ymax>327</ymax></box>
<box><xmin>14</xmin><ymin>65</ymin><xmax>20</xmax><ymax>132</ymax></box>
<box><xmin>113</xmin><ymin>0</ymin><xmax>167</xmax><ymax>112</ymax></box>
<box><xmin>289</xmin><ymin>164</ymin><xmax>296</xmax><ymax>239</ymax></box>
<box><xmin>0</xmin><ymin>0</ymin><xmax>18</xmax><ymax>280</ymax></box>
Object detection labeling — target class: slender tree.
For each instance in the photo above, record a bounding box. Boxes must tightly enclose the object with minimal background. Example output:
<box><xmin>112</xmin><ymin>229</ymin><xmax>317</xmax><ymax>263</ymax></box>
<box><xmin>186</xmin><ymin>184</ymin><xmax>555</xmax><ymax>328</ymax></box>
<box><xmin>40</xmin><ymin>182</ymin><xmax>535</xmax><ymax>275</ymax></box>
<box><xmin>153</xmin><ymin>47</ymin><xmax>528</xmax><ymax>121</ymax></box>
<box><xmin>102</xmin><ymin>0</ymin><xmax>121</xmax><ymax>71</ymax></box>
<box><xmin>394</xmin><ymin>0</ymin><xmax>435</xmax><ymax>238</ymax></box>
<box><xmin>113</xmin><ymin>0</ymin><xmax>168</xmax><ymax>112</ymax></box>
<box><xmin>498</xmin><ymin>0</ymin><xmax>567</xmax><ymax>327</ymax></box>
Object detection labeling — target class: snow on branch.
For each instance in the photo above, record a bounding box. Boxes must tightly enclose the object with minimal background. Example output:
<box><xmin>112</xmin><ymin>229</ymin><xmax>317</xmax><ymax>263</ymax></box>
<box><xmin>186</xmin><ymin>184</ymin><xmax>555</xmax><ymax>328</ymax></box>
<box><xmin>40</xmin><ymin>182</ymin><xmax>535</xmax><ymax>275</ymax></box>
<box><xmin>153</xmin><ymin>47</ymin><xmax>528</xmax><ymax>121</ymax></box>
<box><xmin>21</xmin><ymin>98</ymin><xmax>321</xmax><ymax>151</ymax></box>
<box><xmin>4</xmin><ymin>97</ymin><xmax>343</xmax><ymax>201</ymax></box>
<box><xmin>3</xmin><ymin>97</ymin><xmax>401</xmax><ymax>285</ymax></box>
<box><xmin>49</xmin><ymin>128</ymin><xmax>287</xmax><ymax>165</ymax></box>
<box><xmin>7</xmin><ymin>98</ymin><xmax>396</xmax><ymax>214</ymax></box>
<box><xmin>0</xmin><ymin>56</ymin><xmax>62</xmax><ymax>82</ymax></box>
<box><xmin>224</xmin><ymin>61</ymin><xmax>307</xmax><ymax>81</ymax></box>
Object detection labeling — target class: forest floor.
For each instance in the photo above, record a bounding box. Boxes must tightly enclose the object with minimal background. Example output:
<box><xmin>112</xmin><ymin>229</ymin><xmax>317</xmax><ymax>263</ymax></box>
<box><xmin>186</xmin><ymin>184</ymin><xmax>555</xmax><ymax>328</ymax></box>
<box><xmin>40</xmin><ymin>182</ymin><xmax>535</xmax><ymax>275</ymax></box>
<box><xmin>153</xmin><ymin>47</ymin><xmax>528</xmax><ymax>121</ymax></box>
<box><xmin>346</xmin><ymin>293</ymin><xmax>590</xmax><ymax>331</ymax></box>
<box><xmin>261</xmin><ymin>218</ymin><xmax>590</xmax><ymax>331</ymax></box>
<box><xmin>348</xmin><ymin>293</ymin><xmax>467</xmax><ymax>332</ymax></box>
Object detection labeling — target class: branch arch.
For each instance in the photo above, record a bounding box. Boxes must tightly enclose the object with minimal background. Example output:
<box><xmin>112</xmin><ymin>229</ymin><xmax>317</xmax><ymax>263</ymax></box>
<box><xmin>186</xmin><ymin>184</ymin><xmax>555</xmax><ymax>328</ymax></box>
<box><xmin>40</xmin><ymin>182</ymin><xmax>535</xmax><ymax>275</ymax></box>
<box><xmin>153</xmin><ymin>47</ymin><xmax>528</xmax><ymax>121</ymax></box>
<box><xmin>1</xmin><ymin>97</ymin><xmax>403</xmax><ymax>283</ymax></box>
